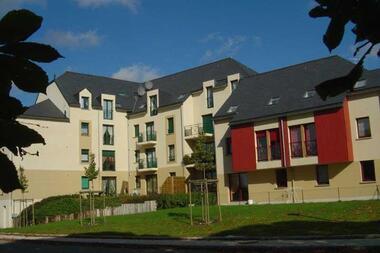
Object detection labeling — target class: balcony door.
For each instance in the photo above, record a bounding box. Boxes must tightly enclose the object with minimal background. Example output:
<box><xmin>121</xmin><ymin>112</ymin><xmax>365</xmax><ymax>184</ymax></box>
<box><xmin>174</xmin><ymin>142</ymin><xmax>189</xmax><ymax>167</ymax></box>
<box><xmin>146</xmin><ymin>122</ymin><xmax>155</xmax><ymax>140</ymax></box>
<box><xmin>146</xmin><ymin>148</ymin><xmax>156</xmax><ymax>168</ymax></box>
<box><xmin>146</xmin><ymin>174</ymin><xmax>157</xmax><ymax>195</ymax></box>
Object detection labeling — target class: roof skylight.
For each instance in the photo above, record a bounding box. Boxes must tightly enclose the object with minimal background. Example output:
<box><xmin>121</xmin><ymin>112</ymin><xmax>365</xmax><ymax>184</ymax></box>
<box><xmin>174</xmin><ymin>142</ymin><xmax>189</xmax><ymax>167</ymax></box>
<box><xmin>354</xmin><ymin>79</ymin><xmax>367</xmax><ymax>89</ymax></box>
<box><xmin>303</xmin><ymin>90</ymin><xmax>316</xmax><ymax>98</ymax></box>
<box><xmin>267</xmin><ymin>97</ymin><xmax>280</xmax><ymax>105</ymax></box>
<box><xmin>177</xmin><ymin>94</ymin><xmax>186</xmax><ymax>100</ymax></box>
<box><xmin>227</xmin><ymin>105</ymin><xmax>238</xmax><ymax>113</ymax></box>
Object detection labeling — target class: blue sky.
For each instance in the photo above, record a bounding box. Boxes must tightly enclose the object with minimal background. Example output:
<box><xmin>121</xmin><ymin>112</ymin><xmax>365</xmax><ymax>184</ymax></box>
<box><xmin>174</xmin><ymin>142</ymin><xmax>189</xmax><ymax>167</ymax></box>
<box><xmin>2</xmin><ymin>0</ymin><xmax>379</xmax><ymax>106</ymax></box>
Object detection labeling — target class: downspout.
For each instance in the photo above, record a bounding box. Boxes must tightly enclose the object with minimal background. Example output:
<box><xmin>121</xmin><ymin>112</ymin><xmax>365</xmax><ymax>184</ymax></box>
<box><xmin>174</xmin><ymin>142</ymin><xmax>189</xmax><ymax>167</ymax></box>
<box><xmin>180</xmin><ymin>105</ymin><xmax>185</xmax><ymax>178</ymax></box>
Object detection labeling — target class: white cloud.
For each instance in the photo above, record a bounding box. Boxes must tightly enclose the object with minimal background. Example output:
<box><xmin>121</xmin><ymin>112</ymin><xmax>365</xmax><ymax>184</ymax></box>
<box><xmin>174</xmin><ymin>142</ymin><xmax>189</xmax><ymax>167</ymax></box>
<box><xmin>200</xmin><ymin>33</ymin><xmax>249</xmax><ymax>62</ymax></box>
<box><xmin>0</xmin><ymin>0</ymin><xmax>46</xmax><ymax>16</ymax></box>
<box><xmin>112</xmin><ymin>64</ymin><xmax>160</xmax><ymax>82</ymax></box>
<box><xmin>44</xmin><ymin>30</ymin><xmax>101</xmax><ymax>48</ymax></box>
<box><xmin>75</xmin><ymin>0</ymin><xmax>140</xmax><ymax>13</ymax></box>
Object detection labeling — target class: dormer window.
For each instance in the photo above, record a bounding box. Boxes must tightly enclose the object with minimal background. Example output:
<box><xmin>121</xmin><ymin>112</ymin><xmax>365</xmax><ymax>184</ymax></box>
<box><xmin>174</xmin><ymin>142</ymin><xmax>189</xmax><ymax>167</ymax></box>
<box><xmin>303</xmin><ymin>90</ymin><xmax>316</xmax><ymax>99</ymax></box>
<box><xmin>231</xmin><ymin>80</ymin><xmax>238</xmax><ymax>91</ymax></box>
<box><xmin>150</xmin><ymin>95</ymin><xmax>157</xmax><ymax>116</ymax></box>
<box><xmin>80</xmin><ymin>96</ymin><xmax>89</xmax><ymax>109</ymax></box>
<box><xmin>103</xmin><ymin>99</ymin><xmax>113</xmax><ymax>120</ymax></box>
<box><xmin>268</xmin><ymin>96</ymin><xmax>280</xmax><ymax>105</ymax></box>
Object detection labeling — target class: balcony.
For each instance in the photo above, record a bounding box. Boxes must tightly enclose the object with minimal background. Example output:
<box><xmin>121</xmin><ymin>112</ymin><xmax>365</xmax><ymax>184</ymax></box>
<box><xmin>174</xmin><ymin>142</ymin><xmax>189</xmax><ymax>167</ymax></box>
<box><xmin>137</xmin><ymin>131</ymin><xmax>157</xmax><ymax>147</ymax></box>
<box><xmin>137</xmin><ymin>158</ymin><xmax>158</xmax><ymax>172</ymax></box>
<box><xmin>184</xmin><ymin>124</ymin><xmax>213</xmax><ymax>140</ymax></box>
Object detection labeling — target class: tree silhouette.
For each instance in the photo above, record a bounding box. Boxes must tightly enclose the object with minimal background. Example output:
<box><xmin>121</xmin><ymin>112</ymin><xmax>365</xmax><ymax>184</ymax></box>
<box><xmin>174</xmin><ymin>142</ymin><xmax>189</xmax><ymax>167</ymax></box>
<box><xmin>0</xmin><ymin>9</ymin><xmax>62</xmax><ymax>193</ymax></box>
<box><xmin>309</xmin><ymin>0</ymin><xmax>380</xmax><ymax>100</ymax></box>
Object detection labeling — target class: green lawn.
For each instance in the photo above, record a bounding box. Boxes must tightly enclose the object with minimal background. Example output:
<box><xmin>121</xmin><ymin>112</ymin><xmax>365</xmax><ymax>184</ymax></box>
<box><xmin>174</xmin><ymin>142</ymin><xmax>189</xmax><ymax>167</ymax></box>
<box><xmin>2</xmin><ymin>200</ymin><xmax>380</xmax><ymax>237</ymax></box>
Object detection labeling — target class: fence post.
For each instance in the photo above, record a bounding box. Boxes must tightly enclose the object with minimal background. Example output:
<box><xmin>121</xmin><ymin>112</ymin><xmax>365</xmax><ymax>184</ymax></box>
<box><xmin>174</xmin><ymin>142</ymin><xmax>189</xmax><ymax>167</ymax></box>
<box><xmin>376</xmin><ymin>185</ymin><xmax>379</xmax><ymax>200</ymax></box>
<box><xmin>268</xmin><ymin>192</ymin><xmax>271</xmax><ymax>204</ymax></box>
<box><xmin>301</xmin><ymin>189</ymin><xmax>304</xmax><ymax>203</ymax></box>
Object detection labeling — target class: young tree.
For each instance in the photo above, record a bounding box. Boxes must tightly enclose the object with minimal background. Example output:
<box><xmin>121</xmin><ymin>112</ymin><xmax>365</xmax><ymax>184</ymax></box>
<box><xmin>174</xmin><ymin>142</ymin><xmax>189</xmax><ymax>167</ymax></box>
<box><xmin>18</xmin><ymin>166</ymin><xmax>28</xmax><ymax>193</ymax></box>
<box><xmin>309</xmin><ymin>0</ymin><xmax>380</xmax><ymax>100</ymax></box>
<box><xmin>0</xmin><ymin>9</ymin><xmax>62</xmax><ymax>193</ymax></box>
<box><xmin>84</xmin><ymin>154</ymin><xmax>99</xmax><ymax>190</ymax></box>
<box><xmin>191</xmin><ymin>134</ymin><xmax>216</xmax><ymax>179</ymax></box>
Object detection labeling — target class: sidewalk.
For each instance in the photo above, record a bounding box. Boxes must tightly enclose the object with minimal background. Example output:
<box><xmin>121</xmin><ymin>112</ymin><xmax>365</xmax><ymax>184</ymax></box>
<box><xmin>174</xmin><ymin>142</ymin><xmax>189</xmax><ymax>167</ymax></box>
<box><xmin>1</xmin><ymin>234</ymin><xmax>380</xmax><ymax>250</ymax></box>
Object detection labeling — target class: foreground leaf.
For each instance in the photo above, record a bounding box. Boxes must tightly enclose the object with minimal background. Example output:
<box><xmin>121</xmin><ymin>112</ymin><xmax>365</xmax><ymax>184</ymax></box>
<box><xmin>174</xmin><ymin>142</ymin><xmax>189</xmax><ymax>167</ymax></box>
<box><xmin>0</xmin><ymin>152</ymin><xmax>22</xmax><ymax>193</ymax></box>
<box><xmin>0</xmin><ymin>9</ymin><xmax>42</xmax><ymax>44</ymax></box>
<box><xmin>0</xmin><ymin>54</ymin><xmax>49</xmax><ymax>93</ymax></box>
<box><xmin>0</xmin><ymin>96</ymin><xmax>27</xmax><ymax>120</ymax></box>
<box><xmin>0</xmin><ymin>42</ymin><xmax>63</xmax><ymax>63</ymax></box>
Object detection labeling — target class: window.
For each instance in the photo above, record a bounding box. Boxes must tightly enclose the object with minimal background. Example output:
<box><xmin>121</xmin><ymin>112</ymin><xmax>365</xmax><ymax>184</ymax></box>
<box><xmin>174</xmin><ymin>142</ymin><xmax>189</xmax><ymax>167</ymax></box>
<box><xmin>81</xmin><ymin>122</ymin><xmax>89</xmax><ymax>136</ymax></box>
<box><xmin>169</xmin><ymin>172</ymin><xmax>176</xmax><ymax>177</ymax></box>
<box><xmin>304</xmin><ymin>123</ymin><xmax>317</xmax><ymax>156</ymax></box>
<box><xmin>150</xmin><ymin>95</ymin><xmax>157</xmax><ymax>116</ymax></box>
<box><xmin>357</xmin><ymin>117</ymin><xmax>371</xmax><ymax>138</ymax></box>
<box><xmin>268</xmin><ymin>96</ymin><xmax>280</xmax><ymax>105</ymax></box>
<box><xmin>81</xmin><ymin>149</ymin><xmax>89</xmax><ymax>163</ymax></box>
<box><xmin>135</xmin><ymin>176</ymin><xmax>141</xmax><ymax>189</ymax></box>
<box><xmin>316</xmin><ymin>165</ymin><xmax>329</xmax><ymax>185</ymax></box>
<box><xmin>227</xmin><ymin>105</ymin><xmax>238</xmax><ymax>113</ymax></box>
<box><xmin>231</xmin><ymin>80</ymin><xmax>238</xmax><ymax>91</ymax></box>
<box><xmin>269</xmin><ymin>129</ymin><xmax>281</xmax><ymax>160</ymax></box>
<box><xmin>206</xmin><ymin>86</ymin><xmax>214</xmax><ymax>108</ymax></box>
<box><xmin>290</xmin><ymin>126</ymin><xmax>302</xmax><ymax>158</ymax></box>
<box><xmin>103</xmin><ymin>99</ymin><xmax>113</xmax><ymax>120</ymax></box>
<box><xmin>225</xmin><ymin>137</ymin><xmax>232</xmax><ymax>155</ymax></box>
<box><xmin>146</xmin><ymin>174</ymin><xmax>158</xmax><ymax>195</ymax></box>
<box><xmin>146</xmin><ymin>148</ymin><xmax>157</xmax><ymax>168</ymax></box>
<box><xmin>146</xmin><ymin>122</ymin><xmax>156</xmax><ymax>141</ymax></box>
<box><xmin>276</xmin><ymin>169</ymin><xmax>288</xmax><ymax>188</ymax></box>
<box><xmin>361</xmin><ymin>160</ymin><xmax>376</xmax><ymax>182</ymax></box>
<box><xmin>202</xmin><ymin>114</ymin><xmax>214</xmax><ymax>134</ymax></box>
<box><xmin>134</xmin><ymin>125</ymin><xmax>139</xmax><ymax>138</ymax></box>
<box><xmin>168</xmin><ymin>145</ymin><xmax>175</xmax><ymax>162</ymax></box>
<box><xmin>167</xmin><ymin>117</ymin><xmax>174</xmax><ymax>134</ymax></box>
<box><xmin>102</xmin><ymin>177</ymin><xmax>116</xmax><ymax>195</ymax></box>
<box><xmin>135</xmin><ymin>150</ymin><xmax>140</xmax><ymax>163</ymax></box>
<box><xmin>229</xmin><ymin>173</ymin><xmax>248</xmax><ymax>201</ymax></box>
<box><xmin>103</xmin><ymin>125</ymin><xmax>114</xmax><ymax>145</ymax></box>
<box><xmin>256</xmin><ymin>131</ymin><xmax>268</xmax><ymax>161</ymax></box>
<box><xmin>102</xmin><ymin>150</ymin><xmax>115</xmax><ymax>171</ymax></box>
<box><xmin>303</xmin><ymin>90</ymin><xmax>316</xmax><ymax>98</ymax></box>
<box><xmin>80</xmin><ymin>96</ymin><xmax>89</xmax><ymax>109</ymax></box>
<box><xmin>81</xmin><ymin>176</ymin><xmax>89</xmax><ymax>190</ymax></box>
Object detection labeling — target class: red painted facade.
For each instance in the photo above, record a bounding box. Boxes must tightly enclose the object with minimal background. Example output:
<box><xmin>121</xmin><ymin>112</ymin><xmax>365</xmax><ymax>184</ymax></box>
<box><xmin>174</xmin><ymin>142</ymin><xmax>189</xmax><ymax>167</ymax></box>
<box><xmin>314</xmin><ymin>103</ymin><xmax>353</xmax><ymax>164</ymax></box>
<box><xmin>231</xmin><ymin>123</ymin><xmax>256</xmax><ymax>172</ymax></box>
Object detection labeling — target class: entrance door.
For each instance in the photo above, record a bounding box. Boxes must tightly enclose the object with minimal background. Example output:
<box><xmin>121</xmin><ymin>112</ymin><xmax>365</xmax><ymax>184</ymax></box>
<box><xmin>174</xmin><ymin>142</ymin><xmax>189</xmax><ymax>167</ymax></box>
<box><xmin>229</xmin><ymin>173</ymin><xmax>248</xmax><ymax>201</ymax></box>
<box><xmin>146</xmin><ymin>174</ymin><xmax>158</xmax><ymax>195</ymax></box>
<box><xmin>202</xmin><ymin>114</ymin><xmax>213</xmax><ymax>134</ymax></box>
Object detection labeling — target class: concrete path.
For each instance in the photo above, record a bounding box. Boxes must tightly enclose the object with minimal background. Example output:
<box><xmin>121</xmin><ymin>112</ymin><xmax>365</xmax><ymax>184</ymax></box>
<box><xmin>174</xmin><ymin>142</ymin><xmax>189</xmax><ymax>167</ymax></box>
<box><xmin>0</xmin><ymin>234</ymin><xmax>380</xmax><ymax>251</ymax></box>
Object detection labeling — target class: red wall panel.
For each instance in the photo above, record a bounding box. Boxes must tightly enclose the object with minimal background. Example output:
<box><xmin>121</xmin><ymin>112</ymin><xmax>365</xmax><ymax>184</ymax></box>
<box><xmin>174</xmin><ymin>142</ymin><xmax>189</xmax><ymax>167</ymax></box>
<box><xmin>279</xmin><ymin>117</ymin><xmax>291</xmax><ymax>167</ymax></box>
<box><xmin>314</xmin><ymin>102</ymin><xmax>353</xmax><ymax>164</ymax></box>
<box><xmin>231</xmin><ymin>123</ymin><xmax>256</xmax><ymax>172</ymax></box>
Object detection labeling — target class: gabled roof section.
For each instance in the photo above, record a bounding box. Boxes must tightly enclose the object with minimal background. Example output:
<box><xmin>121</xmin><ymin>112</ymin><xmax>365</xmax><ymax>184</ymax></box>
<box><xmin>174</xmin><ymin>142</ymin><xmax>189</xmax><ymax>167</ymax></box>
<box><xmin>132</xmin><ymin>58</ymin><xmax>257</xmax><ymax>113</ymax></box>
<box><xmin>215</xmin><ymin>56</ymin><xmax>370</xmax><ymax>124</ymax></box>
<box><xmin>20</xmin><ymin>99</ymin><xmax>68</xmax><ymax>122</ymax></box>
<box><xmin>54</xmin><ymin>71</ymin><xmax>141</xmax><ymax>111</ymax></box>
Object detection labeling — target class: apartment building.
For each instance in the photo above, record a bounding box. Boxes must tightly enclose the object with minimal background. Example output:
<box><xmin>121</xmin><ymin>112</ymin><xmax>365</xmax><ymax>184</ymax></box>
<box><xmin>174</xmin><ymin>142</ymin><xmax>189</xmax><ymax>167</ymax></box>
<box><xmin>214</xmin><ymin>56</ymin><xmax>380</xmax><ymax>204</ymax></box>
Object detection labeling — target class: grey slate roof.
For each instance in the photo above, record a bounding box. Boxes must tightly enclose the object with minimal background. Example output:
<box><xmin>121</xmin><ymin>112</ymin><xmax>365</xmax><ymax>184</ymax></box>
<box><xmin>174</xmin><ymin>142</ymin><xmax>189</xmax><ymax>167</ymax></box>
<box><xmin>54</xmin><ymin>72</ymin><xmax>141</xmax><ymax>111</ymax></box>
<box><xmin>215</xmin><ymin>56</ymin><xmax>380</xmax><ymax>125</ymax></box>
<box><xmin>132</xmin><ymin>58</ymin><xmax>257</xmax><ymax>113</ymax></box>
<box><xmin>21</xmin><ymin>99</ymin><xmax>68</xmax><ymax>121</ymax></box>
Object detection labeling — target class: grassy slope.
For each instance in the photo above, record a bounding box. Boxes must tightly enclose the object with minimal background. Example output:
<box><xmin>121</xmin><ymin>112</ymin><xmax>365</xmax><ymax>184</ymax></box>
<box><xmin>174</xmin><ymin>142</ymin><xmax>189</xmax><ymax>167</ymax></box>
<box><xmin>3</xmin><ymin>200</ymin><xmax>380</xmax><ymax>237</ymax></box>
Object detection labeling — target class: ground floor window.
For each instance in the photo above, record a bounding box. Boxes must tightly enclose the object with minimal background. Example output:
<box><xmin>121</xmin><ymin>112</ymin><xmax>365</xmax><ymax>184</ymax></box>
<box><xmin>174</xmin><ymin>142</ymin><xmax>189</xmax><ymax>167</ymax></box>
<box><xmin>229</xmin><ymin>173</ymin><xmax>248</xmax><ymax>201</ymax></box>
<box><xmin>361</xmin><ymin>160</ymin><xmax>376</xmax><ymax>182</ymax></box>
<box><xmin>276</xmin><ymin>169</ymin><xmax>288</xmax><ymax>188</ymax></box>
<box><xmin>81</xmin><ymin>176</ymin><xmax>89</xmax><ymax>190</ymax></box>
<box><xmin>316</xmin><ymin>165</ymin><xmax>329</xmax><ymax>185</ymax></box>
<box><xmin>146</xmin><ymin>174</ymin><xmax>158</xmax><ymax>195</ymax></box>
<box><xmin>135</xmin><ymin>176</ymin><xmax>141</xmax><ymax>189</ymax></box>
<box><xmin>102</xmin><ymin>177</ymin><xmax>116</xmax><ymax>195</ymax></box>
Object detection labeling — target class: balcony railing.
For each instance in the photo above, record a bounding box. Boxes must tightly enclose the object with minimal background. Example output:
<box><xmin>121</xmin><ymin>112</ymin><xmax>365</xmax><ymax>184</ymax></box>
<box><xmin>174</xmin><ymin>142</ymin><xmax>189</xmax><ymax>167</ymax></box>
<box><xmin>257</xmin><ymin>143</ymin><xmax>281</xmax><ymax>161</ymax></box>
<box><xmin>305</xmin><ymin>140</ymin><xmax>318</xmax><ymax>156</ymax></box>
<box><xmin>137</xmin><ymin>158</ymin><xmax>158</xmax><ymax>170</ymax></box>
<box><xmin>184</xmin><ymin>123</ymin><xmax>214</xmax><ymax>138</ymax></box>
<box><xmin>257</xmin><ymin>146</ymin><xmax>268</xmax><ymax>161</ymax></box>
<box><xmin>270</xmin><ymin>143</ymin><xmax>281</xmax><ymax>160</ymax></box>
<box><xmin>290</xmin><ymin>141</ymin><xmax>303</xmax><ymax>158</ymax></box>
<box><xmin>138</xmin><ymin>131</ymin><xmax>157</xmax><ymax>143</ymax></box>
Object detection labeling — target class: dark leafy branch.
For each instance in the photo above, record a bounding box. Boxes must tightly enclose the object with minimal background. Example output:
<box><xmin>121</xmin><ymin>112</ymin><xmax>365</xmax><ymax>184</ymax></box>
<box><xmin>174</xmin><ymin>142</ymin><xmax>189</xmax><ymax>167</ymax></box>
<box><xmin>309</xmin><ymin>0</ymin><xmax>380</xmax><ymax>100</ymax></box>
<box><xmin>0</xmin><ymin>9</ymin><xmax>62</xmax><ymax>193</ymax></box>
